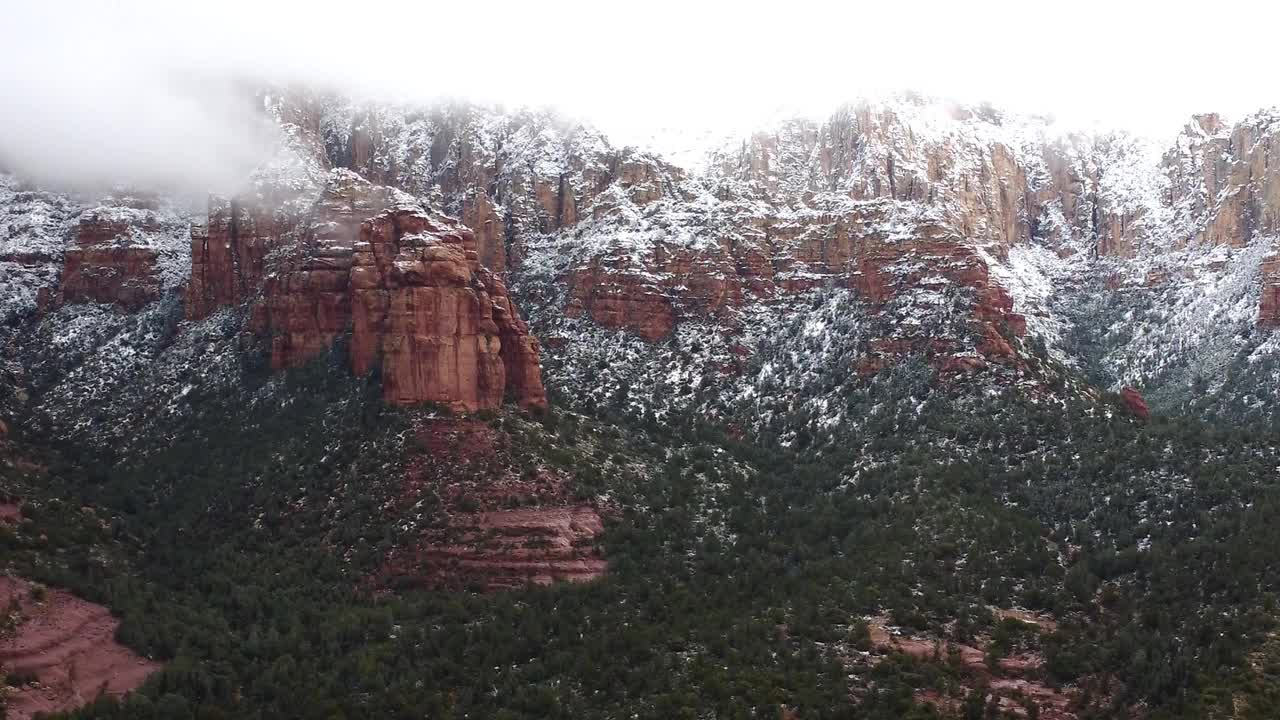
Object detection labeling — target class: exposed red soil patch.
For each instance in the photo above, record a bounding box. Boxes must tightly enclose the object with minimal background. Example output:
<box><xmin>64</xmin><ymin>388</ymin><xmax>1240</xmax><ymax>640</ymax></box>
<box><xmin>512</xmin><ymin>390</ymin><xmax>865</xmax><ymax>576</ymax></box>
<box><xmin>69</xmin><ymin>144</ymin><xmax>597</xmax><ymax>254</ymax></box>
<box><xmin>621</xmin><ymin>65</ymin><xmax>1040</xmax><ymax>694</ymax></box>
<box><xmin>0</xmin><ymin>502</ymin><xmax>21</xmax><ymax>524</ymax></box>
<box><xmin>866</xmin><ymin>614</ymin><xmax>1078</xmax><ymax>719</ymax></box>
<box><xmin>0</xmin><ymin>575</ymin><xmax>159</xmax><ymax>720</ymax></box>
<box><xmin>379</xmin><ymin>418</ymin><xmax>606</xmax><ymax>592</ymax></box>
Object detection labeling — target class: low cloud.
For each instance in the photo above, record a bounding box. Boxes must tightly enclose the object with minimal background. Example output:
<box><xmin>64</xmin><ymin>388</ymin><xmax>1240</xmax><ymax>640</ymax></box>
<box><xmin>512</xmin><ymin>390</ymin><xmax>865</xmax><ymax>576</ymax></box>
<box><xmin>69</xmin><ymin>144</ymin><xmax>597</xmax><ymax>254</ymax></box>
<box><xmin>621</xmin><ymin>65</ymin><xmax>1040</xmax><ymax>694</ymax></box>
<box><xmin>2</xmin><ymin>0</ymin><xmax>1276</xmax><ymax>194</ymax></box>
<box><xmin>0</xmin><ymin>8</ymin><xmax>280</xmax><ymax>194</ymax></box>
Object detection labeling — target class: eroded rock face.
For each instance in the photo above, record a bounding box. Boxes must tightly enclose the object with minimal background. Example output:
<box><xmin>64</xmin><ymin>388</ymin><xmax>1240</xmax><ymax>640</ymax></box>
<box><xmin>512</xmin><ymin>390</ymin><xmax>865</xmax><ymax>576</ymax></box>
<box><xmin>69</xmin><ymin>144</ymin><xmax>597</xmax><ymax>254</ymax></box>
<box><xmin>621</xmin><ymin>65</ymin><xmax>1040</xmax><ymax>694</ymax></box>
<box><xmin>381</xmin><ymin>419</ymin><xmax>605</xmax><ymax>591</ymax></box>
<box><xmin>1121</xmin><ymin>387</ymin><xmax>1151</xmax><ymax>421</ymax></box>
<box><xmin>184</xmin><ymin>169</ymin><xmax>547</xmax><ymax>412</ymax></box>
<box><xmin>548</xmin><ymin>104</ymin><xmax>1279</xmax><ymax>347</ymax></box>
<box><xmin>347</xmin><ymin>209</ymin><xmax>546</xmax><ymax>411</ymax></box>
<box><xmin>565</xmin><ymin>261</ymin><xmax>678</xmax><ymax>342</ymax></box>
<box><xmin>186</xmin><ymin>190</ymin><xmax>313</xmax><ymax>321</ymax></box>
<box><xmin>562</xmin><ymin>196</ymin><xmax>1026</xmax><ymax>369</ymax></box>
<box><xmin>1262</xmin><ymin>255</ymin><xmax>1280</xmax><ymax>327</ymax></box>
<box><xmin>59</xmin><ymin>248</ymin><xmax>158</xmax><ymax>311</ymax></box>
<box><xmin>56</xmin><ymin>207</ymin><xmax>172</xmax><ymax>311</ymax></box>
<box><xmin>0</xmin><ymin>575</ymin><xmax>160</xmax><ymax>720</ymax></box>
<box><xmin>461</xmin><ymin>188</ymin><xmax>506</xmax><ymax>273</ymax></box>
<box><xmin>866</xmin><ymin>615</ymin><xmax>1082</xmax><ymax>720</ymax></box>
<box><xmin>1193</xmin><ymin>116</ymin><xmax>1280</xmax><ymax>247</ymax></box>
<box><xmin>219</xmin><ymin>94</ymin><xmax>1280</xmax><ymax>395</ymax></box>
<box><xmin>242</xmin><ymin>171</ymin><xmax>547</xmax><ymax>412</ymax></box>
<box><xmin>407</xmin><ymin>506</ymin><xmax>606</xmax><ymax>590</ymax></box>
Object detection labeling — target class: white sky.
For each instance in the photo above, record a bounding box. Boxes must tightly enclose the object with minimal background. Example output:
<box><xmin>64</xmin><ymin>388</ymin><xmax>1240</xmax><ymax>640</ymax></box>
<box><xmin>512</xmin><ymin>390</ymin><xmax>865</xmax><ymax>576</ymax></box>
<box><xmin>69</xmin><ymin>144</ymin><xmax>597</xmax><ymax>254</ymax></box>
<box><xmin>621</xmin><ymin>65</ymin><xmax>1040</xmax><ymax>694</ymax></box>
<box><xmin>1</xmin><ymin>0</ymin><xmax>1276</xmax><ymax>191</ymax></box>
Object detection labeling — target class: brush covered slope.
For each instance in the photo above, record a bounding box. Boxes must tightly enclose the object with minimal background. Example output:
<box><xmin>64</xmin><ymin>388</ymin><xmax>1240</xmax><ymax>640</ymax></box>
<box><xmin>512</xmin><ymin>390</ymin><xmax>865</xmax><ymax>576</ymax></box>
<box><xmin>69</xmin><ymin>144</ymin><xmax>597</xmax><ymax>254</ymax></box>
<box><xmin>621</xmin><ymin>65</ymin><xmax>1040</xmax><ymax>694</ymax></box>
<box><xmin>1</xmin><ymin>90</ymin><xmax>1280</xmax><ymax>719</ymax></box>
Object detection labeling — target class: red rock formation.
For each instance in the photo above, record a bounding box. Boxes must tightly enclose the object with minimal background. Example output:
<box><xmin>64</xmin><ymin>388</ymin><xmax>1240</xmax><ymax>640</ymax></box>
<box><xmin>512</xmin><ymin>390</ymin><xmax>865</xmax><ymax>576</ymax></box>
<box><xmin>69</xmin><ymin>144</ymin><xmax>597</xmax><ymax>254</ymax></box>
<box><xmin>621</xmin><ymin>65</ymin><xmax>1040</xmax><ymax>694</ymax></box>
<box><xmin>461</xmin><ymin>189</ymin><xmax>506</xmax><ymax>273</ymax></box>
<box><xmin>559</xmin><ymin>193</ymin><xmax>1030</xmax><ymax>346</ymax></box>
<box><xmin>247</xmin><ymin>172</ymin><xmax>547</xmax><ymax>412</ymax></box>
<box><xmin>56</xmin><ymin>209</ymin><xmax>163</xmax><ymax>310</ymax></box>
<box><xmin>184</xmin><ymin>171</ymin><xmax>547</xmax><ymax>412</ymax></box>
<box><xmin>0</xmin><ymin>575</ymin><xmax>160</xmax><ymax>720</ymax></box>
<box><xmin>381</xmin><ymin>419</ymin><xmax>605</xmax><ymax>591</ymax></box>
<box><xmin>941</xmin><ymin>355</ymin><xmax>988</xmax><ymax>374</ymax></box>
<box><xmin>977</xmin><ymin>323</ymin><xmax>1017</xmax><ymax>360</ymax></box>
<box><xmin>566</xmin><ymin>263</ymin><xmax>676</xmax><ymax>342</ymax></box>
<box><xmin>59</xmin><ymin>247</ymin><xmax>159</xmax><ymax>311</ymax></box>
<box><xmin>614</xmin><ymin>159</ymin><xmax>665</xmax><ymax>205</ymax></box>
<box><xmin>349</xmin><ymin>210</ymin><xmax>545</xmax><ymax>411</ymax></box>
<box><xmin>186</xmin><ymin>189</ymin><xmax>312</xmax><ymax>321</ymax></box>
<box><xmin>405</xmin><ymin>507</ymin><xmax>606</xmax><ymax>590</ymax></box>
<box><xmin>1261</xmin><ymin>255</ymin><xmax>1280</xmax><ymax>327</ymax></box>
<box><xmin>1120</xmin><ymin>387</ymin><xmax>1151</xmax><ymax>421</ymax></box>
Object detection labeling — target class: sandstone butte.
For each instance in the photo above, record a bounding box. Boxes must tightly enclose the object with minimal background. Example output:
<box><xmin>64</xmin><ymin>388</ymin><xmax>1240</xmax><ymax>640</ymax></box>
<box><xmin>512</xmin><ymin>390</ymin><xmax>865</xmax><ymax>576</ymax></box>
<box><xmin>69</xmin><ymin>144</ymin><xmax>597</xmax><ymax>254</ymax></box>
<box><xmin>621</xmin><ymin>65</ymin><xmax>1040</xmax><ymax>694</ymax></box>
<box><xmin>55</xmin><ymin>208</ymin><xmax>165</xmax><ymax>311</ymax></box>
<box><xmin>185</xmin><ymin>171</ymin><xmax>546</xmax><ymax>414</ymax></box>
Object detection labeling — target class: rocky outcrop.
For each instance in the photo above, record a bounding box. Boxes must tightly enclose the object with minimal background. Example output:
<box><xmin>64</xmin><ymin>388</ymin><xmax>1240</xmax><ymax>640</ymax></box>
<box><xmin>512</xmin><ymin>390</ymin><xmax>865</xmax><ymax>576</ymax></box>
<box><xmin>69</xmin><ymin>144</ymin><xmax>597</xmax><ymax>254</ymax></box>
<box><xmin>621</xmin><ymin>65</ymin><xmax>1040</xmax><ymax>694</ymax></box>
<box><xmin>1196</xmin><ymin>114</ymin><xmax>1280</xmax><ymax>247</ymax></box>
<box><xmin>381</xmin><ymin>419</ymin><xmax>605</xmax><ymax>591</ymax></box>
<box><xmin>1260</xmin><ymin>254</ymin><xmax>1280</xmax><ymax>327</ymax></box>
<box><xmin>562</xmin><ymin>196</ymin><xmax>1026</xmax><ymax>365</ymax></box>
<box><xmin>244</xmin><ymin>171</ymin><xmax>547</xmax><ymax>412</ymax></box>
<box><xmin>0</xmin><ymin>575</ymin><xmax>160</xmax><ymax>720</ymax></box>
<box><xmin>184</xmin><ymin>169</ymin><xmax>547</xmax><ymax>412</ymax></box>
<box><xmin>1120</xmin><ymin>387</ymin><xmax>1151</xmax><ymax>421</ymax></box>
<box><xmin>248</xmin><ymin>94</ymin><xmax>1280</xmax><ymax>389</ymax></box>
<box><xmin>565</xmin><ymin>262</ymin><xmax>678</xmax><ymax>341</ymax></box>
<box><xmin>56</xmin><ymin>209</ymin><xmax>164</xmax><ymax>311</ymax></box>
<box><xmin>58</xmin><ymin>248</ymin><xmax>158</xmax><ymax>311</ymax></box>
<box><xmin>348</xmin><ymin>209</ymin><xmax>546</xmax><ymax>411</ymax></box>
<box><xmin>186</xmin><ymin>190</ymin><xmax>312</xmax><ymax>321</ymax></box>
<box><xmin>461</xmin><ymin>189</ymin><xmax>506</xmax><ymax>273</ymax></box>
<box><xmin>865</xmin><ymin>615</ymin><xmax>1081</xmax><ymax>720</ymax></box>
<box><xmin>405</xmin><ymin>506</ymin><xmax>606</xmax><ymax>590</ymax></box>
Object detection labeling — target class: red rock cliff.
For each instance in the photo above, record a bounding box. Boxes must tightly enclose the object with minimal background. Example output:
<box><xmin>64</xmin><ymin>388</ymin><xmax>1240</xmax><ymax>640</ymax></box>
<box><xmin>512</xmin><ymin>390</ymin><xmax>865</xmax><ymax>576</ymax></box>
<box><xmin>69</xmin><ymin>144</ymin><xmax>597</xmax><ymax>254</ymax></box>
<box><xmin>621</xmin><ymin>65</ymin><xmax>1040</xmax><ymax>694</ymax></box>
<box><xmin>190</xmin><ymin>170</ymin><xmax>547</xmax><ymax>412</ymax></box>
<box><xmin>1260</xmin><ymin>254</ymin><xmax>1280</xmax><ymax>327</ymax></box>
<box><xmin>57</xmin><ymin>207</ymin><xmax>167</xmax><ymax>311</ymax></box>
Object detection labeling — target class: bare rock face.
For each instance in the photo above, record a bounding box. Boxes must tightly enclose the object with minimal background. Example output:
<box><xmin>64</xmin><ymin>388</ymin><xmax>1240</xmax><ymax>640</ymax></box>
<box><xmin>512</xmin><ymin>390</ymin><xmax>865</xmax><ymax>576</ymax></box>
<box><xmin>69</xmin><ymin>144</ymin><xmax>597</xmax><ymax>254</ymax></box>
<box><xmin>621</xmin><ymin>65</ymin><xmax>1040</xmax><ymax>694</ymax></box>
<box><xmin>461</xmin><ymin>188</ymin><xmax>506</xmax><ymax>273</ymax></box>
<box><xmin>0</xmin><ymin>575</ymin><xmax>160</xmax><ymax>720</ymax></box>
<box><xmin>186</xmin><ymin>188</ymin><xmax>313</xmax><ymax>321</ymax></box>
<box><xmin>1164</xmin><ymin>111</ymin><xmax>1280</xmax><ymax>248</ymax></box>
<box><xmin>59</xmin><ymin>249</ymin><xmax>158</xmax><ymax>311</ymax></box>
<box><xmin>1120</xmin><ymin>387</ymin><xmax>1151</xmax><ymax>421</ymax></box>
<box><xmin>381</xmin><ymin>418</ymin><xmax>605</xmax><ymax>591</ymax></box>
<box><xmin>407</xmin><ymin>506</ymin><xmax>606</xmax><ymax>590</ymax></box>
<box><xmin>239</xmin><ymin>171</ymin><xmax>547</xmax><ymax>412</ymax></box>
<box><xmin>565</xmin><ymin>261</ymin><xmax>678</xmax><ymax>341</ymax></box>
<box><xmin>560</xmin><ymin>195</ymin><xmax>1026</xmax><ymax>370</ymax></box>
<box><xmin>346</xmin><ymin>208</ymin><xmax>547</xmax><ymax>411</ymax></box>
<box><xmin>1260</xmin><ymin>254</ymin><xmax>1280</xmax><ymax>327</ymax></box>
<box><xmin>1201</xmin><ymin>117</ymin><xmax>1280</xmax><ymax>246</ymax></box>
<box><xmin>255</xmin><ymin>93</ymin><xmax>1280</xmax><ymax>384</ymax></box>
<box><xmin>56</xmin><ymin>208</ymin><xmax>164</xmax><ymax>311</ymax></box>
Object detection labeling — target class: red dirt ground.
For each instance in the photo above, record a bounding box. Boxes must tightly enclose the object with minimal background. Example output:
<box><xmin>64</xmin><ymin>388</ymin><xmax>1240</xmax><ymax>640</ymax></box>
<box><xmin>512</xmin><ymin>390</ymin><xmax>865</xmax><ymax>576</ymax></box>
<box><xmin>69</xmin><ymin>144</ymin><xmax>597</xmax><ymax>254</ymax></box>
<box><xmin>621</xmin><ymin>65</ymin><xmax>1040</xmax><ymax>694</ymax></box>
<box><xmin>0</xmin><ymin>575</ymin><xmax>159</xmax><ymax>720</ymax></box>
<box><xmin>0</xmin><ymin>502</ymin><xmax>21</xmax><ymax>524</ymax></box>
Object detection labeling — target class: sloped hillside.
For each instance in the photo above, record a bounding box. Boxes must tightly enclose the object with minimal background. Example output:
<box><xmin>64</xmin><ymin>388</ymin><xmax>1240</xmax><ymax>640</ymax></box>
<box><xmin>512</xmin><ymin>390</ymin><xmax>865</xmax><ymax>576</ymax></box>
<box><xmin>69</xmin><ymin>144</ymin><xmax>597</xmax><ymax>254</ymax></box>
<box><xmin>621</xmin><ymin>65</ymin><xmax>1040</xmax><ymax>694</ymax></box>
<box><xmin>2</xmin><ymin>89</ymin><xmax>1280</xmax><ymax>719</ymax></box>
